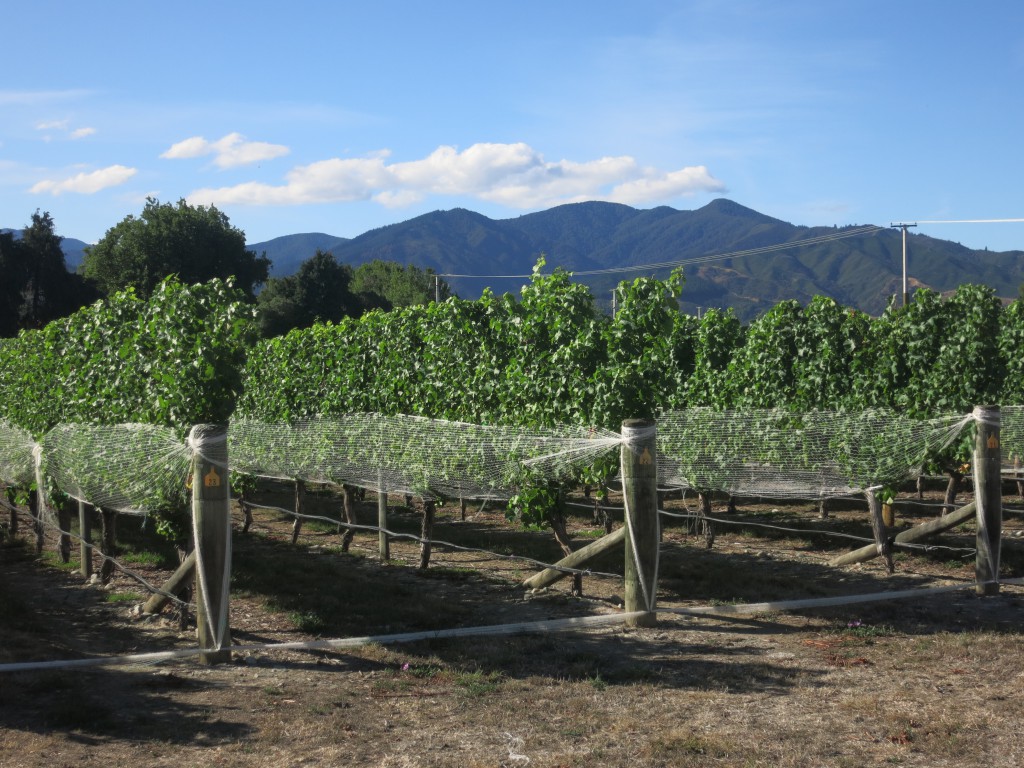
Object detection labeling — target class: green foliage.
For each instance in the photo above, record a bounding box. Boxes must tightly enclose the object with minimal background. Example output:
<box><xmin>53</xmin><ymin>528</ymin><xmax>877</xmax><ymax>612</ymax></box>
<box><xmin>0</xmin><ymin>277</ymin><xmax>256</xmax><ymax>541</ymax></box>
<box><xmin>679</xmin><ymin>308</ymin><xmax>744</xmax><ymax>408</ymax></box>
<box><xmin>0</xmin><ymin>277</ymin><xmax>255</xmax><ymax>436</ymax></box>
<box><xmin>82</xmin><ymin>197</ymin><xmax>270</xmax><ymax>299</ymax></box>
<box><xmin>0</xmin><ymin>212</ymin><xmax>97</xmax><ymax>336</ymax></box>
<box><xmin>257</xmin><ymin>249</ymin><xmax>380</xmax><ymax>338</ymax></box>
<box><xmin>596</xmin><ymin>269</ymin><xmax>690</xmax><ymax>424</ymax></box>
<box><xmin>351</xmin><ymin>259</ymin><xmax>452</xmax><ymax>308</ymax></box>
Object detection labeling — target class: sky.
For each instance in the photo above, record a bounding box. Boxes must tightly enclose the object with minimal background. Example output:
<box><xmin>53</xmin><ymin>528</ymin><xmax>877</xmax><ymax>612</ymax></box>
<box><xmin>3</xmin><ymin>0</ymin><xmax>1023</xmax><ymax>258</ymax></box>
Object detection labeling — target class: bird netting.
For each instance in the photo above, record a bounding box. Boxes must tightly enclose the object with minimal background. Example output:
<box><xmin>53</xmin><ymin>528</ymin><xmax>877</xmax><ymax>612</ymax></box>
<box><xmin>0</xmin><ymin>421</ymin><xmax>36</xmax><ymax>488</ymax></box>
<box><xmin>656</xmin><ymin>408</ymin><xmax>973</xmax><ymax>499</ymax></box>
<box><xmin>226</xmin><ymin>414</ymin><xmax>622</xmax><ymax>499</ymax></box>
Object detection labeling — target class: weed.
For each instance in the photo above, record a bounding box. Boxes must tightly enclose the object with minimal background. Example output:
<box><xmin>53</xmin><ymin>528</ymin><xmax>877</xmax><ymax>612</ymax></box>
<box><xmin>587</xmin><ymin>672</ymin><xmax>607</xmax><ymax>691</ymax></box>
<box><xmin>120</xmin><ymin>550</ymin><xmax>164</xmax><ymax>567</ymax></box>
<box><xmin>105</xmin><ymin>591</ymin><xmax>142</xmax><ymax>604</ymax></box>
<box><xmin>455</xmin><ymin>670</ymin><xmax>503</xmax><ymax>696</ymax></box>
<box><xmin>289</xmin><ymin>610</ymin><xmax>326</xmax><ymax>634</ymax></box>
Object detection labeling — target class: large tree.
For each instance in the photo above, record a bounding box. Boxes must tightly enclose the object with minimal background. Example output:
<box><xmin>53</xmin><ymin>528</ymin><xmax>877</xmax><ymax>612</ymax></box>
<box><xmin>351</xmin><ymin>260</ymin><xmax>452</xmax><ymax>308</ymax></box>
<box><xmin>81</xmin><ymin>198</ymin><xmax>270</xmax><ymax>299</ymax></box>
<box><xmin>257</xmin><ymin>250</ymin><xmax>387</xmax><ymax>337</ymax></box>
<box><xmin>0</xmin><ymin>212</ymin><xmax>96</xmax><ymax>335</ymax></box>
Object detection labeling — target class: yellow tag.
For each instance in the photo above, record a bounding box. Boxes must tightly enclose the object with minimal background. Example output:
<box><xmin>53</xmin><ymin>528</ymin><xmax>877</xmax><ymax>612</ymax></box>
<box><xmin>988</xmin><ymin>433</ymin><xmax>1000</xmax><ymax>451</ymax></box>
<box><xmin>639</xmin><ymin>447</ymin><xmax>653</xmax><ymax>465</ymax></box>
<box><xmin>204</xmin><ymin>467</ymin><xmax>222</xmax><ymax>488</ymax></box>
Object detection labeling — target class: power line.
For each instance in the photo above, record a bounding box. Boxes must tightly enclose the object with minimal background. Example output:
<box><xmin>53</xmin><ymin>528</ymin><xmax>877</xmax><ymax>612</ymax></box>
<box><xmin>438</xmin><ymin>224</ymin><xmax>886</xmax><ymax>280</ymax></box>
<box><xmin>911</xmin><ymin>218</ymin><xmax>1024</xmax><ymax>224</ymax></box>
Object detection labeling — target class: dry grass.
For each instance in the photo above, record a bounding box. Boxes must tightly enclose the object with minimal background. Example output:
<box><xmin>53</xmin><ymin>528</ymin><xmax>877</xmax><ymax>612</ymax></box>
<box><xmin>2</xmin><ymin>485</ymin><xmax>1024</xmax><ymax>767</ymax></box>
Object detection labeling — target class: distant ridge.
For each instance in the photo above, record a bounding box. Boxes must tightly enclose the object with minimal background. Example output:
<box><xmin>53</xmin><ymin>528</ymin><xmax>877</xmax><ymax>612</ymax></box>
<box><xmin>248</xmin><ymin>199</ymin><xmax>1024</xmax><ymax>319</ymax></box>
<box><xmin>12</xmin><ymin>199</ymin><xmax>1023</xmax><ymax>321</ymax></box>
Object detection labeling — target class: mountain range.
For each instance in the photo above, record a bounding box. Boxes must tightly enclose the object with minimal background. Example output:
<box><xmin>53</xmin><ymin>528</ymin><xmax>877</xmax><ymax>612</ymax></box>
<box><xmin>247</xmin><ymin>199</ymin><xmax>1024</xmax><ymax>320</ymax></box>
<box><xmin>9</xmin><ymin>199</ymin><xmax>1024</xmax><ymax>321</ymax></box>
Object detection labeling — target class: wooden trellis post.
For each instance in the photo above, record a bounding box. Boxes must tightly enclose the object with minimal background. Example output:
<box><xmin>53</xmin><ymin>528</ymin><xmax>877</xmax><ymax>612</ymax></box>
<box><xmin>191</xmin><ymin>424</ymin><xmax>232</xmax><ymax>665</ymax></box>
<box><xmin>973</xmin><ymin>405</ymin><xmax>1002</xmax><ymax>596</ymax></box>
<box><xmin>79</xmin><ymin>501</ymin><xmax>93</xmax><ymax>578</ymax></box>
<box><xmin>621</xmin><ymin>418</ymin><xmax>659</xmax><ymax>627</ymax></box>
<box><xmin>378</xmin><ymin>471</ymin><xmax>390</xmax><ymax>561</ymax></box>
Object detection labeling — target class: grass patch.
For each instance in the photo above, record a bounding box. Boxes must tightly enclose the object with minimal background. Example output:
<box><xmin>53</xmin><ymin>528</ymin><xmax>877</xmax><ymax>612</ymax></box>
<box><xmin>289</xmin><ymin>610</ymin><xmax>326</xmax><ymax>634</ymax></box>
<box><xmin>455</xmin><ymin>670</ymin><xmax>503</xmax><ymax>696</ymax></box>
<box><xmin>105</xmin><ymin>591</ymin><xmax>142</xmax><ymax>604</ymax></box>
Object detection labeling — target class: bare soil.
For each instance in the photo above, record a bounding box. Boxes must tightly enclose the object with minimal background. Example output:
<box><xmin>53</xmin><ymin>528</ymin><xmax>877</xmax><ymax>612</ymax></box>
<box><xmin>2</xmin><ymin>487</ymin><xmax>1024</xmax><ymax>767</ymax></box>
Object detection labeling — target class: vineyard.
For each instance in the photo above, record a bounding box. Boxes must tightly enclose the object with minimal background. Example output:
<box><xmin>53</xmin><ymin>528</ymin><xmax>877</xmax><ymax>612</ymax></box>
<box><xmin>3</xmin><ymin>268</ymin><xmax>1024</xmax><ymax>765</ymax></box>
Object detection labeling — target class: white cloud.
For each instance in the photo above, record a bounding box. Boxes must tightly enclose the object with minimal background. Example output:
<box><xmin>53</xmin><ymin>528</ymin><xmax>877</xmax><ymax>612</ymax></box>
<box><xmin>36</xmin><ymin>119</ymin><xmax>69</xmax><ymax>131</ymax></box>
<box><xmin>187</xmin><ymin>142</ymin><xmax>725</xmax><ymax>211</ymax></box>
<box><xmin>34</xmin><ymin>120</ymin><xmax>96</xmax><ymax>141</ymax></box>
<box><xmin>162</xmin><ymin>132</ymin><xmax>290</xmax><ymax>168</ymax></box>
<box><xmin>607</xmin><ymin>166</ymin><xmax>726</xmax><ymax>205</ymax></box>
<box><xmin>29</xmin><ymin>165</ymin><xmax>137</xmax><ymax>195</ymax></box>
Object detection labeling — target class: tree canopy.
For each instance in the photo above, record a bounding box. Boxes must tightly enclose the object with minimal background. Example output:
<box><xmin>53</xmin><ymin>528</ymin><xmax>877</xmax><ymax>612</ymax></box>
<box><xmin>352</xmin><ymin>260</ymin><xmax>452</xmax><ymax>307</ymax></box>
<box><xmin>81</xmin><ymin>198</ymin><xmax>270</xmax><ymax>299</ymax></box>
<box><xmin>0</xmin><ymin>211</ymin><xmax>97</xmax><ymax>336</ymax></box>
<box><xmin>256</xmin><ymin>250</ymin><xmax>388</xmax><ymax>338</ymax></box>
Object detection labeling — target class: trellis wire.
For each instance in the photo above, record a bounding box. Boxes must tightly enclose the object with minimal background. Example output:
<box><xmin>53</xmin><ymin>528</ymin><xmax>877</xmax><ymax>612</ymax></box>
<box><xmin>246</xmin><ymin>500</ymin><xmax>621</xmax><ymax>581</ymax></box>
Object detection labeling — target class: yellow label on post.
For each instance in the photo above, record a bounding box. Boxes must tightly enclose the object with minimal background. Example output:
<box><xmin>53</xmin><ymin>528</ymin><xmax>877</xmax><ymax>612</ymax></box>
<box><xmin>204</xmin><ymin>467</ymin><xmax>222</xmax><ymax>488</ymax></box>
<box><xmin>639</xmin><ymin>447</ymin><xmax>653</xmax><ymax>465</ymax></box>
<box><xmin>988</xmin><ymin>433</ymin><xmax>1000</xmax><ymax>451</ymax></box>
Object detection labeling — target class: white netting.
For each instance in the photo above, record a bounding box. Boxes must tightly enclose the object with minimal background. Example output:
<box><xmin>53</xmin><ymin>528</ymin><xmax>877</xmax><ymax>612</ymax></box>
<box><xmin>656</xmin><ymin>408</ymin><xmax>973</xmax><ymax>499</ymax></box>
<box><xmin>40</xmin><ymin>423</ymin><xmax>192</xmax><ymax>515</ymax></box>
<box><xmin>226</xmin><ymin>414</ymin><xmax>622</xmax><ymax>499</ymax></box>
<box><xmin>1001</xmin><ymin>406</ymin><xmax>1024</xmax><ymax>468</ymax></box>
<box><xmin>0</xmin><ymin>421</ymin><xmax>37</xmax><ymax>487</ymax></box>
<box><xmin>2</xmin><ymin>408</ymin><xmax>1012</xmax><ymax>515</ymax></box>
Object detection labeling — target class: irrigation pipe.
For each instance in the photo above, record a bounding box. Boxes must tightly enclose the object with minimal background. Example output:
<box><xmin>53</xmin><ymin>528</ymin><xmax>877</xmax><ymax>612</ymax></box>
<box><xmin>5</xmin><ymin>578</ymin><xmax>1022</xmax><ymax>675</ymax></box>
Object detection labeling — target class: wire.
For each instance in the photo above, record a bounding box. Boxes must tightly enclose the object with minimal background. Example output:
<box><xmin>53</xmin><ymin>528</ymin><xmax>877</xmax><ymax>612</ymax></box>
<box><xmin>911</xmin><ymin>218</ymin><xmax>1024</xmax><ymax>224</ymax></box>
<box><xmin>438</xmin><ymin>225</ymin><xmax>886</xmax><ymax>280</ymax></box>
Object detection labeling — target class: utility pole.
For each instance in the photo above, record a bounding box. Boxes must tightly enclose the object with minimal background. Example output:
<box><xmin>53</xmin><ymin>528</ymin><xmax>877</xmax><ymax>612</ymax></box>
<box><xmin>890</xmin><ymin>222</ymin><xmax>918</xmax><ymax>307</ymax></box>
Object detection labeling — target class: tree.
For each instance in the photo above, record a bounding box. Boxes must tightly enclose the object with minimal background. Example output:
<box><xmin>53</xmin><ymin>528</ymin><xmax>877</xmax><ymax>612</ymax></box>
<box><xmin>0</xmin><ymin>231</ymin><xmax>28</xmax><ymax>336</ymax></box>
<box><xmin>81</xmin><ymin>198</ymin><xmax>270</xmax><ymax>299</ymax></box>
<box><xmin>0</xmin><ymin>212</ymin><xmax>96</xmax><ymax>335</ymax></box>
<box><xmin>257</xmin><ymin>250</ymin><xmax>386</xmax><ymax>337</ymax></box>
<box><xmin>351</xmin><ymin>260</ymin><xmax>452</xmax><ymax>308</ymax></box>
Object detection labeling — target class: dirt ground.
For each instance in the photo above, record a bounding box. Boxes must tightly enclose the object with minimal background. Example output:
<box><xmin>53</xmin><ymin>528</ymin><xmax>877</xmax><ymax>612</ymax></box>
<box><xmin>2</xmin><ymin>488</ymin><xmax>1024</xmax><ymax>767</ymax></box>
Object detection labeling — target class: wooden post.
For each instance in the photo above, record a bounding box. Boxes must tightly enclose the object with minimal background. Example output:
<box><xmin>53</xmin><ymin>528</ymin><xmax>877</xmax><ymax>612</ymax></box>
<box><xmin>378</xmin><ymin>473</ymin><xmax>389</xmax><ymax>561</ymax></box>
<box><xmin>143</xmin><ymin>549</ymin><xmax>197</xmax><ymax>615</ymax></box>
<box><xmin>57</xmin><ymin>500</ymin><xmax>71</xmax><ymax>564</ymax></box>
<box><xmin>79</xmin><ymin>501</ymin><xmax>93</xmax><ymax>578</ymax></box>
<box><xmin>621</xmin><ymin>418</ymin><xmax>659</xmax><ymax>627</ymax></box>
<box><xmin>191</xmin><ymin>424</ymin><xmax>231</xmax><ymax>665</ymax></box>
<box><xmin>291</xmin><ymin>478</ymin><xmax>305</xmax><ymax>545</ymax></box>
<box><xmin>830</xmin><ymin>500</ymin><xmax>977</xmax><ymax>567</ymax></box>
<box><xmin>340</xmin><ymin>484</ymin><xmax>356</xmax><ymax>552</ymax></box>
<box><xmin>974</xmin><ymin>405</ymin><xmax>1002</xmax><ymax>596</ymax></box>
<box><xmin>7</xmin><ymin>487</ymin><xmax>18</xmax><ymax>537</ymax></box>
<box><xmin>99</xmin><ymin>508</ymin><xmax>117</xmax><ymax>583</ymax></box>
<box><xmin>523</xmin><ymin>526</ymin><xmax>626</xmax><ymax>590</ymax></box>
<box><xmin>419</xmin><ymin>497</ymin><xmax>435</xmax><ymax>570</ymax></box>
<box><xmin>865</xmin><ymin>489</ymin><xmax>894</xmax><ymax>574</ymax></box>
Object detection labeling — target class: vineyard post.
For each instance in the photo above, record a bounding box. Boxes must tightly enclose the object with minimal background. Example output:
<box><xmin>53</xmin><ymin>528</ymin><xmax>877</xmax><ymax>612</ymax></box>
<box><xmin>378</xmin><ymin>470</ymin><xmax>389</xmax><ymax>560</ymax></box>
<box><xmin>621</xmin><ymin>418</ymin><xmax>659</xmax><ymax>627</ymax></box>
<box><xmin>973</xmin><ymin>405</ymin><xmax>1002</xmax><ymax>596</ymax></box>
<box><xmin>191</xmin><ymin>424</ymin><xmax>232</xmax><ymax>664</ymax></box>
<box><xmin>78</xmin><ymin>501</ymin><xmax>93</xmax><ymax>578</ymax></box>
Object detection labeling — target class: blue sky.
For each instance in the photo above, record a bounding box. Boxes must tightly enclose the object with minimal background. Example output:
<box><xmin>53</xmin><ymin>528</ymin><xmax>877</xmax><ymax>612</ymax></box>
<box><xmin>3</xmin><ymin>0</ymin><xmax>1023</xmax><ymax>256</ymax></box>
